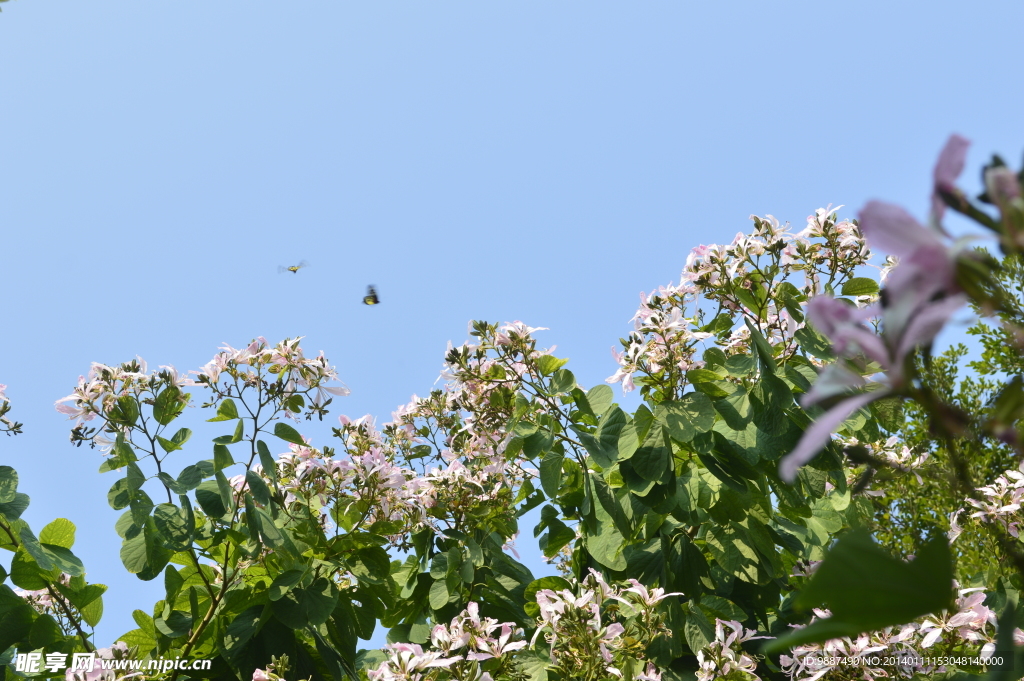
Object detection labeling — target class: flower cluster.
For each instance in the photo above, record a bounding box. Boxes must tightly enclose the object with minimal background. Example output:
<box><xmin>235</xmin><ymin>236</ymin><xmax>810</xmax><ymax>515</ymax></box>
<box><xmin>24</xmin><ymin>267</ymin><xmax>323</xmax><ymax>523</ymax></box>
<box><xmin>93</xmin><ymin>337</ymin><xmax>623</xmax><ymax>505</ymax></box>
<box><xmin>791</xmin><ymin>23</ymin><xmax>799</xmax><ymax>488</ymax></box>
<box><xmin>945</xmin><ymin>460</ymin><xmax>1024</xmax><ymax>540</ymax></box>
<box><xmin>530</xmin><ymin>570</ymin><xmax>680</xmax><ymax>680</ymax></box>
<box><xmin>64</xmin><ymin>642</ymin><xmax>133</xmax><ymax>681</ymax></box>
<box><xmin>367</xmin><ymin>603</ymin><xmax>525</xmax><ymax>681</ymax></box>
<box><xmin>192</xmin><ymin>336</ymin><xmax>350</xmax><ymax>418</ymax></box>
<box><xmin>329</xmin><ymin>322</ymin><xmax>555</xmax><ymax>541</ymax></box>
<box><xmin>838</xmin><ymin>435</ymin><xmax>930</xmax><ymax>492</ymax></box>
<box><xmin>251</xmin><ymin>654</ymin><xmax>301</xmax><ymax>681</ymax></box>
<box><xmin>0</xmin><ymin>383</ymin><xmax>22</xmax><ymax>435</ymax></box>
<box><xmin>329</xmin><ymin>407</ymin><xmax>527</xmax><ymax>544</ymax></box>
<box><xmin>608</xmin><ymin>206</ymin><xmax>875</xmax><ymax>399</ymax></box>
<box><xmin>696</xmin><ymin>619</ymin><xmax>770</xmax><ymax>681</ymax></box>
<box><xmin>778</xmin><ymin>586</ymin><xmax>1022</xmax><ymax>680</ymax></box>
<box><xmin>15</xmin><ymin>573</ymin><xmax>72</xmax><ymax>617</ymax></box>
<box><xmin>55</xmin><ymin>357</ymin><xmax>190</xmax><ymax>425</ymax></box>
<box><xmin>439</xmin><ymin>321</ymin><xmax>552</xmax><ymax>441</ymax></box>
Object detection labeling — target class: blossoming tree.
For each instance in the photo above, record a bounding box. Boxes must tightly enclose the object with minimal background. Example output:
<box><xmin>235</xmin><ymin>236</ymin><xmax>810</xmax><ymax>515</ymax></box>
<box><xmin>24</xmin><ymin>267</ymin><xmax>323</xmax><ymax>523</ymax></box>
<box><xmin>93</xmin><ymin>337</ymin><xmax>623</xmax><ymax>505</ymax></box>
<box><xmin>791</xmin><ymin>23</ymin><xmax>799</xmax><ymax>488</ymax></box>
<box><xmin>1</xmin><ymin>135</ymin><xmax>1023</xmax><ymax>681</ymax></box>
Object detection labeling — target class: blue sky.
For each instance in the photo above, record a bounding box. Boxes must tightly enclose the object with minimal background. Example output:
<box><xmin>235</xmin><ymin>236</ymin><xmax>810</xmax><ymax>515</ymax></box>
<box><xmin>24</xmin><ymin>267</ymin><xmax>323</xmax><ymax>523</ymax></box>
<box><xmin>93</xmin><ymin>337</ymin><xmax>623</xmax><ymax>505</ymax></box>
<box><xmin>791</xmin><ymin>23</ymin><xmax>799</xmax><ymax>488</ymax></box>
<box><xmin>1</xmin><ymin>0</ymin><xmax>1022</xmax><ymax>650</ymax></box>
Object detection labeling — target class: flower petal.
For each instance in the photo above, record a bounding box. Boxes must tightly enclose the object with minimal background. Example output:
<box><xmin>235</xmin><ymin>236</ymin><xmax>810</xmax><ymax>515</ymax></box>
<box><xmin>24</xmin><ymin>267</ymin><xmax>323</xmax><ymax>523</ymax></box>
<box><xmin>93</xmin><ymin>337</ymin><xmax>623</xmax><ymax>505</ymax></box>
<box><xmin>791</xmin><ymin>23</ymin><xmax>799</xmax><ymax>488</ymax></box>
<box><xmin>858</xmin><ymin>202</ymin><xmax>942</xmax><ymax>258</ymax></box>
<box><xmin>934</xmin><ymin>134</ymin><xmax>971</xmax><ymax>190</ymax></box>
<box><xmin>780</xmin><ymin>392</ymin><xmax>882</xmax><ymax>482</ymax></box>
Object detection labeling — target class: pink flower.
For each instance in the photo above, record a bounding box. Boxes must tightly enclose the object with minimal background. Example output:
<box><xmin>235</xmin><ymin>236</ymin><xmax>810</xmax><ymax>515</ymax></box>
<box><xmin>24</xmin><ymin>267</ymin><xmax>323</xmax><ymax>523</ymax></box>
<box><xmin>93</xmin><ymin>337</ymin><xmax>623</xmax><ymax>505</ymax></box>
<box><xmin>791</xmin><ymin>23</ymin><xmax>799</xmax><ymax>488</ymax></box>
<box><xmin>780</xmin><ymin>194</ymin><xmax>969</xmax><ymax>482</ymax></box>
<box><xmin>931</xmin><ymin>133</ymin><xmax>970</xmax><ymax>224</ymax></box>
<box><xmin>622</xmin><ymin>579</ymin><xmax>683</xmax><ymax>609</ymax></box>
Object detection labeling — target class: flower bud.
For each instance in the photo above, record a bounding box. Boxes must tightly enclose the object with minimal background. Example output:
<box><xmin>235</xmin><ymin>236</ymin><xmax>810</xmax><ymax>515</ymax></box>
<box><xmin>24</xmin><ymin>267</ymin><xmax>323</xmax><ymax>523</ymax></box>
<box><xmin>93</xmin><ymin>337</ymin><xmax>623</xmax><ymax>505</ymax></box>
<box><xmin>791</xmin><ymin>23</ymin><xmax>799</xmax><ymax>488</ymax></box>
<box><xmin>985</xmin><ymin>166</ymin><xmax>1022</xmax><ymax>205</ymax></box>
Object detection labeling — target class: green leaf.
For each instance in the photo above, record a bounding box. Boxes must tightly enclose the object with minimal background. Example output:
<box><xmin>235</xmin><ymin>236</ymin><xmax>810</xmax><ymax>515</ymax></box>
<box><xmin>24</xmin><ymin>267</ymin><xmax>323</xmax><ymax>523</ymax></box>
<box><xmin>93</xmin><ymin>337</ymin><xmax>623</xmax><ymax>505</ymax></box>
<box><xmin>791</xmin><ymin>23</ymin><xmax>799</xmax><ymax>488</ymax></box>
<box><xmin>593</xmin><ymin>406</ymin><xmax>629</xmax><ymax>467</ymax></box>
<box><xmin>269</xmin><ymin>570</ymin><xmax>305</xmax><ymax>601</ymax></box>
<box><xmin>549</xmin><ymin>369</ymin><xmax>576</xmax><ymax>394</ymax></box>
<box><xmin>704</xmin><ymin>522</ymin><xmax>766</xmax><ymax>584</ymax></box>
<box><xmin>684</xmin><ymin>601</ymin><xmax>715</xmax><ymax>653</ymax></box>
<box><xmin>0</xmin><ymin>466</ymin><xmax>17</xmax><ymax>503</ymax></box>
<box><xmin>696</xmin><ymin>451</ymin><xmax>748</xmax><ymax>493</ymax></box>
<box><xmin>42</xmin><ymin>544</ymin><xmax>85</xmax><ymax>577</ymax></box>
<box><xmin>745</xmin><ymin>319</ymin><xmax>777</xmax><ymax>374</ymax></box>
<box><xmin>762</xmin><ymin>530</ymin><xmax>954</xmax><ymax>653</ymax></box>
<box><xmin>129</xmin><ymin>488</ymin><xmax>154</xmax><ymax>527</ymax></box>
<box><xmin>714</xmin><ymin>389</ymin><xmax>752</xmax><ymax>430</ymax></box>
<box><xmin>157</xmin><ymin>436</ymin><xmax>182</xmax><ymax>453</ymax></box>
<box><xmin>592</xmin><ymin>473</ymin><xmax>632</xmax><ymax>539</ymax></box>
<box><xmin>794</xmin><ymin>327</ymin><xmax>836</xmax><ymax>360</ymax></box>
<box><xmin>243</xmin><ymin>493</ymin><xmax>262</xmax><ymax>547</ymax></box>
<box><xmin>79</xmin><ymin>589</ymin><xmax>104</xmax><ymax>628</ymax></box>
<box><xmin>29</xmin><ymin>615</ymin><xmax>63</xmax><ymax>651</ymax></box>
<box><xmin>687</xmin><ymin>368</ymin><xmax>725</xmax><ymax>383</ymax></box>
<box><xmin>103</xmin><ymin>437</ymin><xmax>139</xmax><ymax>474</ymax></box>
<box><xmin>723</xmin><ymin>353</ymin><xmax>757</xmax><ymax>377</ymax></box>
<box><xmin>164</xmin><ymin>565</ymin><xmax>184</xmax><ymax>604</ymax></box>
<box><xmin>619</xmin><ymin>458</ymin><xmax>657</xmax><ymax>496</ymax></box>
<box><xmin>871</xmin><ymin>396</ymin><xmax>905</xmax><ymax>432</ymax></box>
<box><xmin>207</xmin><ymin>397</ymin><xmax>239</xmax><ymax>422</ymax></box>
<box><xmin>350</xmin><ymin>546</ymin><xmax>391</xmax><ymax>585</ymax></box>
<box><xmin>536</xmin><ymin>355</ymin><xmax>569</xmax><ymax>376</ymax></box>
<box><xmin>39</xmin><ymin>518</ymin><xmax>75</xmax><ymax>549</ymax></box>
<box><xmin>222</xmin><ymin>605</ymin><xmax>264</xmax><ymax>666</ymax></box>
<box><xmin>841</xmin><ymin>277</ymin><xmax>880</xmax><ymax>296</ymax></box>
<box><xmin>670</xmin><ymin>534</ymin><xmax>714</xmax><ymax>596</ymax></box>
<box><xmin>215</xmin><ymin>470</ymin><xmax>235</xmax><ymax>509</ymax></box>
<box><xmin>0</xmin><ymin>492</ymin><xmax>29</xmax><ymax>520</ymax></box>
<box><xmin>176</xmin><ymin>465</ymin><xmax>204</xmax><ymax>491</ymax></box>
<box><xmin>0</xmin><ymin>602</ymin><xmax>35</xmax><ymax>652</ymax></box>
<box><xmin>703</xmin><ymin>346</ymin><xmax>728</xmax><ymax>369</ymax></box>
<box><xmin>617</xmin><ymin>422</ymin><xmax>639</xmax><ymax>460</ymax></box>
<box><xmin>586</xmin><ymin>384</ymin><xmax>614</xmax><ymax>417</ymax></box>
<box><xmin>273</xmin><ymin>422</ymin><xmax>305</xmax><ymax>445</ymax></box>
<box><xmin>255</xmin><ymin>508</ymin><xmax>295</xmax><ymax>551</ymax></box>
<box><xmin>539</xmin><ymin>450</ymin><xmax>564</xmax><ymax>498</ymax></box>
<box><xmin>633</xmin><ymin>404</ymin><xmax>655</xmax><ymax>442</ymax></box>
<box><xmin>153</xmin><ymin>385</ymin><xmax>185</xmax><ymax>425</ymax></box>
<box><xmin>153</xmin><ymin>504</ymin><xmax>193</xmax><ymax>550</ymax></box>
<box><xmin>586</xmin><ymin>484</ymin><xmax>627</xmax><ymax>570</ymax></box>
<box><xmin>429</xmin><ymin>578</ymin><xmax>450</xmax><ymax>609</ymax></box>
<box><xmin>539</xmin><ymin>515</ymin><xmax>576</xmax><ymax>559</ymax></box>
<box><xmin>750</xmin><ymin>374</ymin><xmax>793</xmax><ymax>436</ymax></box>
<box><xmin>18</xmin><ymin>528</ymin><xmax>54</xmax><ymax>570</ymax></box>
<box><xmin>213</xmin><ymin>418</ymin><xmax>245</xmax><ymax>445</ymax></box>
<box><xmin>109</xmin><ymin>395</ymin><xmax>141</xmax><ymax>426</ymax></box>
<box><xmin>170</xmin><ymin>427</ymin><xmax>192</xmax><ymax>448</ymax></box>
<box><xmin>119</xmin><ymin>518</ymin><xmax>171</xmax><ymax>579</ymax></box>
<box><xmin>630</xmin><ymin>426</ymin><xmax>672</xmax><ymax>483</ymax></box>
<box><xmin>257</xmin><ymin>440</ymin><xmax>278</xmax><ymax>483</ymax></box>
<box><xmin>11</xmin><ymin>547</ymin><xmax>50</xmax><ymax>589</ymax></box>
<box><xmin>246</xmin><ymin>471</ymin><xmax>271</xmax><ymax>507</ymax></box>
<box><xmin>126</xmin><ymin>461</ymin><xmax>146</xmax><ymax>492</ymax></box>
<box><xmin>158</xmin><ymin>472</ymin><xmax>186</xmax><ymax>495</ymax></box>
<box><xmin>312</xmin><ymin>626</ymin><xmax>358</xmax><ymax>681</ymax></box>
<box><xmin>195</xmin><ymin>480</ymin><xmax>228</xmax><ymax>518</ymax></box>
<box><xmin>155</xmin><ymin>609</ymin><xmax>193</xmax><ymax>639</ymax></box>
<box><xmin>657</xmin><ymin>393</ymin><xmax>715</xmax><ymax>443</ymax></box>
<box><xmin>213</xmin><ymin>444</ymin><xmax>234</xmax><ymax>471</ymax></box>
<box><xmin>272</xmin><ymin>577</ymin><xmax>338</xmax><ymax>628</ymax></box>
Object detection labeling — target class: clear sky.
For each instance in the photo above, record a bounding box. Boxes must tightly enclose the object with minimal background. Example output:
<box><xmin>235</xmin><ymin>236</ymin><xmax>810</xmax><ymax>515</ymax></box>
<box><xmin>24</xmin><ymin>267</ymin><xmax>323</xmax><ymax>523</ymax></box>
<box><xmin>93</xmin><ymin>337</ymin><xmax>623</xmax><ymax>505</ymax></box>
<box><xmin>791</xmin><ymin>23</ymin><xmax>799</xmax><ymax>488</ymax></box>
<box><xmin>1</xmin><ymin>0</ymin><xmax>1022</xmax><ymax>650</ymax></box>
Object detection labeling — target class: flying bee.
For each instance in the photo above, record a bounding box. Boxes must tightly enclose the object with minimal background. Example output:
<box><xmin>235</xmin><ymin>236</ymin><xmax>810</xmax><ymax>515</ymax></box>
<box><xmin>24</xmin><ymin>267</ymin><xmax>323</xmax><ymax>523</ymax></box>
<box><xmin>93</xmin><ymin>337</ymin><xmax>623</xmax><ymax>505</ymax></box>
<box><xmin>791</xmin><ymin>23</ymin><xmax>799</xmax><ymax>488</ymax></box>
<box><xmin>278</xmin><ymin>260</ymin><xmax>310</xmax><ymax>274</ymax></box>
<box><xmin>363</xmin><ymin>285</ymin><xmax>380</xmax><ymax>305</ymax></box>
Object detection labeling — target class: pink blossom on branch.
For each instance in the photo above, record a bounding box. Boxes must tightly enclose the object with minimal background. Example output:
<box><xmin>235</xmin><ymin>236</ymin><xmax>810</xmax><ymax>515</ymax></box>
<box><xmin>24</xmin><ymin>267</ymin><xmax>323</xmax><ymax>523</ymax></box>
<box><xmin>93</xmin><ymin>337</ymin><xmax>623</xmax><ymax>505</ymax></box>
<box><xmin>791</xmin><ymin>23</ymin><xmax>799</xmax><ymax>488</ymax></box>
<box><xmin>780</xmin><ymin>139</ymin><xmax>975</xmax><ymax>482</ymax></box>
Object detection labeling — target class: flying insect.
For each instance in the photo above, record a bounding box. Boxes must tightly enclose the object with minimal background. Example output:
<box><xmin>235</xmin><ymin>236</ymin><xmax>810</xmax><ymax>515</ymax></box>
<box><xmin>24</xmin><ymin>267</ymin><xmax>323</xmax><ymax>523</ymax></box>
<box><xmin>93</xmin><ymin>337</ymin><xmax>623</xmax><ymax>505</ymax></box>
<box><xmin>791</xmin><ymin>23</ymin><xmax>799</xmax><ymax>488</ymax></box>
<box><xmin>278</xmin><ymin>260</ymin><xmax>310</xmax><ymax>274</ymax></box>
<box><xmin>363</xmin><ymin>285</ymin><xmax>380</xmax><ymax>305</ymax></box>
